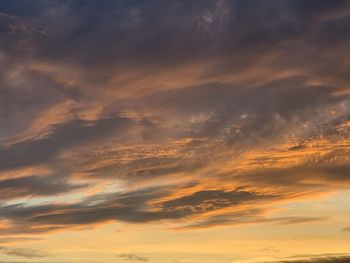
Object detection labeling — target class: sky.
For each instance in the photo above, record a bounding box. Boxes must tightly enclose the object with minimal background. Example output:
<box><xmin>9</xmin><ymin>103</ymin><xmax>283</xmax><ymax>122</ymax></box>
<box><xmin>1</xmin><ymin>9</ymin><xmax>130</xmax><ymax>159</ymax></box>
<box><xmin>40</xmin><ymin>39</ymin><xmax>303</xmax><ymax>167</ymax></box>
<box><xmin>0</xmin><ymin>0</ymin><xmax>350</xmax><ymax>262</ymax></box>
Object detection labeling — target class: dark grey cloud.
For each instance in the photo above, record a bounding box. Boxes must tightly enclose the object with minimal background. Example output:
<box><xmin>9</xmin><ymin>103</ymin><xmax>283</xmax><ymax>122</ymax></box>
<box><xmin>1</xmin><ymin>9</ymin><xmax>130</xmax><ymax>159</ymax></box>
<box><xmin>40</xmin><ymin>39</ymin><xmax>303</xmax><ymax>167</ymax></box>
<box><xmin>162</xmin><ymin>189</ymin><xmax>276</xmax><ymax>212</ymax></box>
<box><xmin>142</xmin><ymin>80</ymin><xmax>347</xmax><ymax>144</ymax></box>
<box><xmin>0</xmin><ymin>0</ymin><xmax>349</xmax><ymax>73</ymax></box>
<box><xmin>0</xmin><ymin>186</ymin><xmax>179</xmax><ymax>232</ymax></box>
<box><xmin>0</xmin><ymin>0</ymin><xmax>350</xmax><ymax>238</ymax></box>
<box><xmin>0</xmin><ymin>116</ymin><xmax>131</xmax><ymax>170</ymax></box>
<box><xmin>0</xmin><ymin>183</ymin><xmax>327</xmax><ymax>234</ymax></box>
<box><xmin>84</xmin><ymin>150</ymin><xmax>205</xmax><ymax>180</ymax></box>
<box><xmin>0</xmin><ymin>56</ymin><xmax>70</xmax><ymax>140</ymax></box>
<box><xmin>0</xmin><ymin>175</ymin><xmax>87</xmax><ymax>200</ymax></box>
<box><xmin>1</xmin><ymin>0</ymin><xmax>349</xmax><ymax>150</ymax></box>
<box><xmin>0</xmin><ymin>186</ymin><xmax>279</xmax><ymax>234</ymax></box>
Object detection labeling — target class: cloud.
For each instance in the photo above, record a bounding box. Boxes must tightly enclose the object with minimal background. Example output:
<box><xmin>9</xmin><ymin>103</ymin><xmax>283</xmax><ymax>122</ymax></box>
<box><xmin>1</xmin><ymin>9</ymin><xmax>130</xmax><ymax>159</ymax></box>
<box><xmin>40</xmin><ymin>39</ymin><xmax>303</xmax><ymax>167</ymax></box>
<box><xmin>117</xmin><ymin>253</ymin><xmax>148</xmax><ymax>262</ymax></box>
<box><xmin>0</xmin><ymin>175</ymin><xmax>87</xmax><ymax>200</ymax></box>
<box><xmin>0</xmin><ymin>116</ymin><xmax>131</xmax><ymax>170</ymax></box>
<box><xmin>0</xmin><ymin>0</ymin><xmax>350</xmax><ymax>240</ymax></box>
<box><xmin>161</xmin><ymin>189</ymin><xmax>277</xmax><ymax>212</ymax></box>
<box><xmin>0</xmin><ymin>247</ymin><xmax>46</xmax><ymax>258</ymax></box>
<box><xmin>341</xmin><ymin>226</ymin><xmax>350</xmax><ymax>232</ymax></box>
<box><xmin>0</xmin><ymin>186</ymin><xmax>281</xmax><ymax>234</ymax></box>
<box><xmin>272</xmin><ymin>255</ymin><xmax>350</xmax><ymax>263</ymax></box>
<box><xmin>0</xmin><ymin>237</ymin><xmax>43</xmax><ymax>244</ymax></box>
<box><xmin>174</xmin><ymin>213</ymin><xmax>329</xmax><ymax>230</ymax></box>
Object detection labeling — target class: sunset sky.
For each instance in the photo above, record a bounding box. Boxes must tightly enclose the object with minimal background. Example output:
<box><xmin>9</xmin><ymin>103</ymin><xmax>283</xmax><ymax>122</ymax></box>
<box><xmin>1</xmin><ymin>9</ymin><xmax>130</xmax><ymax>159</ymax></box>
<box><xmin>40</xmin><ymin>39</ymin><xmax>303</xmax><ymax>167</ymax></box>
<box><xmin>1</xmin><ymin>0</ymin><xmax>350</xmax><ymax>262</ymax></box>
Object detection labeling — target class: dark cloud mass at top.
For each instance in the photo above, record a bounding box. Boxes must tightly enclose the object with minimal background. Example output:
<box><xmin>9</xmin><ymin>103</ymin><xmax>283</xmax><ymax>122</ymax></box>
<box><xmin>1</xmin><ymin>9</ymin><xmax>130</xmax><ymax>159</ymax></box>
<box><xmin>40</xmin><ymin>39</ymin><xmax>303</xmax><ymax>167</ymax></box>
<box><xmin>0</xmin><ymin>0</ymin><xmax>350</xmax><ymax>261</ymax></box>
